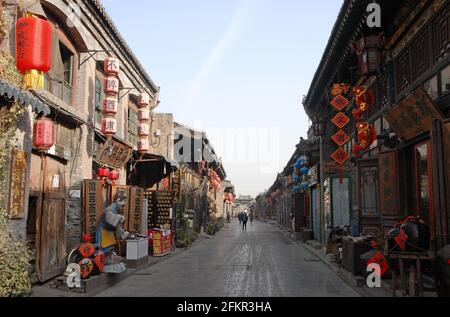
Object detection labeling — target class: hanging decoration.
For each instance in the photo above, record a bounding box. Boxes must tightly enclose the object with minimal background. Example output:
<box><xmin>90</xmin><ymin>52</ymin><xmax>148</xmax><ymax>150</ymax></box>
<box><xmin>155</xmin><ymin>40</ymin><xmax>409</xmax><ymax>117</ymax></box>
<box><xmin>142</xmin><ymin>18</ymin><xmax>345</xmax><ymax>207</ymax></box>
<box><xmin>108</xmin><ymin>169</ymin><xmax>119</xmax><ymax>186</ymax></box>
<box><xmin>352</xmin><ymin>122</ymin><xmax>377</xmax><ymax>158</ymax></box>
<box><xmin>137</xmin><ymin>92</ymin><xmax>150</xmax><ymax>154</ymax></box>
<box><xmin>351</xmin><ymin>34</ymin><xmax>383</xmax><ymax>76</ymax></box>
<box><xmin>352</xmin><ymin>86</ymin><xmax>375</xmax><ymax>122</ymax></box>
<box><xmin>33</xmin><ymin>117</ymin><xmax>55</xmax><ymax>152</ymax></box>
<box><xmin>101</xmin><ymin>57</ymin><xmax>120</xmax><ymax>137</ymax></box>
<box><xmin>16</xmin><ymin>13</ymin><xmax>52</xmax><ymax>89</ymax></box>
<box><xmin>329</xmin><ymin>84</ymin><xmax>351</xmax><ymax>183</ymax></box>
<box><xmin>97</xmin><ymin>166</ymin><xmax>109</xmax><ymax>186</ymax></box>
<box><xmin>209</xmin><ymin>169</ymin><xmax>222</xmax><ymax>191</ymax></box>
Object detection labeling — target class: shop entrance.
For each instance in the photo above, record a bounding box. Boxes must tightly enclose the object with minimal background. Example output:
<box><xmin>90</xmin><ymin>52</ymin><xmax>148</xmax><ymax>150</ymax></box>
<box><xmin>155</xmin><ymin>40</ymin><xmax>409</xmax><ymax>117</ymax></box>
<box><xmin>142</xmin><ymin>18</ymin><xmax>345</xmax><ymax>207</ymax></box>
<box><xmin>413</xmin><ymin>141</ymin><xmax>435</xmax><ymax>234</ymax></box>
<box><xmin>29</xmin><ymin>154</ymin><xmax>67</xmax><ymax>282</ymax></box>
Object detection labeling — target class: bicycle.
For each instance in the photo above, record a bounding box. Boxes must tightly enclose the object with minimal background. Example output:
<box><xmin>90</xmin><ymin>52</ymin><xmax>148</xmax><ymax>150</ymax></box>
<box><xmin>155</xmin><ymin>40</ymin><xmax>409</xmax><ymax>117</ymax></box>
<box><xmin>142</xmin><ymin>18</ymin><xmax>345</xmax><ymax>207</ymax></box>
<box><xmin>327</xmin><ymin>225</ymin><xmax>351</xmax><ymax>264</ymax></box>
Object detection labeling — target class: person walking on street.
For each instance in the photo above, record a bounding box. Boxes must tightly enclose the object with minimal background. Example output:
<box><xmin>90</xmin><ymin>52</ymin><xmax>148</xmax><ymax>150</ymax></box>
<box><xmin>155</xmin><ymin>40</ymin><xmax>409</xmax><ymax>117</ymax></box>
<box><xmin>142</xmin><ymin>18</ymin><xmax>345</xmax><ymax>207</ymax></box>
<box><xmin>238</xmin><ymin>212</ymin><xmax>243</xmax><ymax>226</ymax></box>
<box><xmin>242</xmin><ymin>212</ymin><xmax>249</xmax><ymax>231</ymax></box>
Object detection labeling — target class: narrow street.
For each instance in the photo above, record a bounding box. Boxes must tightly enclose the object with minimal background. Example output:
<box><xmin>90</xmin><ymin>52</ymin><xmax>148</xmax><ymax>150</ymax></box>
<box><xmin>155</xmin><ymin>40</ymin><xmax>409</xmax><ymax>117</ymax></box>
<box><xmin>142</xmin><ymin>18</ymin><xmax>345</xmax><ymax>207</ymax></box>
<box><xmin>96</xmin><ymin>220</ymin><xmax>359</xmax><ymax>297</ymax></box>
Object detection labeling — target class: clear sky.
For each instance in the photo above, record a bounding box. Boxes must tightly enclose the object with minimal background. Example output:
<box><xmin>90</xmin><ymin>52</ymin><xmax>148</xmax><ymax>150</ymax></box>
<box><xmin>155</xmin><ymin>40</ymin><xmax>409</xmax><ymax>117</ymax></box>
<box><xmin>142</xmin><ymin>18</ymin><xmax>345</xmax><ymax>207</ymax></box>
<box><xmin>101</xmin><ymin>0</ymin><xmax>343</xmax><ymax>197</ymax></box>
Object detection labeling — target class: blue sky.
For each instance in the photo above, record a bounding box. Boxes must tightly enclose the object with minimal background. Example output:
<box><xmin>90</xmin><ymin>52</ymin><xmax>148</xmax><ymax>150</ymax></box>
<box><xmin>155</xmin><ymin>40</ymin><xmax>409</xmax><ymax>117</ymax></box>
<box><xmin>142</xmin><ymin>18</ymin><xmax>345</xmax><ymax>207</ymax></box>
<box><xmin>101</xmin><ymin>0</ymin><xmax>343</xmax><ymax>196</ymax></box>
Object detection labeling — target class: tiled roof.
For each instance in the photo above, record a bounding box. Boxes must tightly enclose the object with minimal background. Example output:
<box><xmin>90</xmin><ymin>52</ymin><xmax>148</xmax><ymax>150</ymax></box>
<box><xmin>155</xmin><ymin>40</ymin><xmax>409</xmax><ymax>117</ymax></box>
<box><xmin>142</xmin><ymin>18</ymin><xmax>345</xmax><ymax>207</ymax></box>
<box><xmin>0</xmin><ymin>79</ymin><xmax>50</xmax><ymax>115</ymax></box>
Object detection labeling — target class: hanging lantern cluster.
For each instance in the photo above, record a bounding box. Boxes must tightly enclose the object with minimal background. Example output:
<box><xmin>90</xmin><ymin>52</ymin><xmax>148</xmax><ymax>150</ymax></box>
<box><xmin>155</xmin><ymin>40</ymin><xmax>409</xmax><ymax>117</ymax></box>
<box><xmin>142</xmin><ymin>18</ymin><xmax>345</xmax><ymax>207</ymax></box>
<box><xmin>137</xmin><ymin>92</ymin><xmax>150</xmax><ymax>154</ymax></box>
<box><xmin>101</xmin><ymin>57</ymin><xmax>120</xmax><ymax>137</ymax></box>
<box><xmin>292</xmin><ymin>157</ymin><xmax>310</xmax><ymax>193</ymax></box>
<box><xmin>16</xmin><ymin>13</ymin><xmax>52</xmax><ymax>89</ymax></box>
<box><xmin>351</xmin><ymin>86</ymin><xmax>377</xmax><ymax>158</ymax></box>
<box><xmin>209</xmin><ymin>169</ymin><xmax>222</xmax><ymax>191</ymax></box>
<box><xmin>97</xmin><ymin>167</ymin><xmax>119</xmax><ymax>186</ymax></box>
<box><xmin>327</xmin><ymin>84</ymin><xmax>378</xmax><ymax>161</ymax></box>
<box><xmin>33</xmin><ymin>118</ymin><xmax>55</xmax><ymax>152</ymax></box>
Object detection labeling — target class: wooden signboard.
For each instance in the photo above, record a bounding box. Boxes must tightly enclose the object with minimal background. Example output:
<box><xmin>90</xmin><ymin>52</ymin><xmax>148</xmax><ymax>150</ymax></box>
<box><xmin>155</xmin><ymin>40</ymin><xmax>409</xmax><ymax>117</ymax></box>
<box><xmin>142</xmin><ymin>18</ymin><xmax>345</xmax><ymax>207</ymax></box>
<box><xmin>111</xmin><ymin>185</ymin><xmax>130</xmax><ymax>231</ymax></box>
<box><xmin>172</xmin><ymin>169</ymin><xmax>181</xmax><ymax>203</ymax></box>
<box><xmin>96</xmin><ymin>138</ymin><xmax>132</xmax><ymax>169</ymax></box>
<box><xmin>83</xmin><ymin>180</ymin><xmax>104</xmax><ymax>238</ymax></box>
<box><xmin>128</xmin><ymin>187</ymin><xmax>143</xmax><ymax>235</ymax></box>
<box><xmin>385</xmin><ymin>88</ymin><xmax>444</xmax><ymax>141</ymax></box>
<box><xmin>8</xmin><ymin>149</ymin><xmax>27</xmax><ymax>219</ymax></box>
<box><xmin>379</xmin><ymin>151</ymin><xmax>399</xmax><ymax>215</ymax></box>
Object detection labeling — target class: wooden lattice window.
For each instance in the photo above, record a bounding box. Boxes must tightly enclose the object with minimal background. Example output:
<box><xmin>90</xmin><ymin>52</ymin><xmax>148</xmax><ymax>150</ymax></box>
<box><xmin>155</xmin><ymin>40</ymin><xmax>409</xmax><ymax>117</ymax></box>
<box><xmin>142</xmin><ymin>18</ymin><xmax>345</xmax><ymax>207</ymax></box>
<box><xmin>395</xmin><ymin>48</ymin><xmax>411</xmax><ymax>94</ymax></box>
<box><xmin>376</xmin><ymin>71</ymin><xmax>389</xmax><ymax>109</ymax></box>
<box><xmin>432</xmin><ymin>2</ymin><xmax>450</xmax><ymax>63</ymax></box>
<box><xmin>411</xmin><ymin>27</ymin><xmax>430</xmax><ymax>81</ymax></box>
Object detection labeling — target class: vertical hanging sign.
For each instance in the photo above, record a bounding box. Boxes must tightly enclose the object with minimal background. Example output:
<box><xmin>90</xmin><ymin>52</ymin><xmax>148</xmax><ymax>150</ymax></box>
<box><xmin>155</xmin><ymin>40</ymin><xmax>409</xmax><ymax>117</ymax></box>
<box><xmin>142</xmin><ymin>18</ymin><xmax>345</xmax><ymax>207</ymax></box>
<box><xmin>330</xmin><ymin>84</ymin><xmax>351</xmax><ymax>183</ymax></box>
<box><xmin>137</xmin><ymin>92</ymin><xmax>150</xmax><ymax>154</ymax></box>
<box><xmin>101</xmin><ymin>57</ymin><xmax>120</xmax><ymax>137</ymax></box>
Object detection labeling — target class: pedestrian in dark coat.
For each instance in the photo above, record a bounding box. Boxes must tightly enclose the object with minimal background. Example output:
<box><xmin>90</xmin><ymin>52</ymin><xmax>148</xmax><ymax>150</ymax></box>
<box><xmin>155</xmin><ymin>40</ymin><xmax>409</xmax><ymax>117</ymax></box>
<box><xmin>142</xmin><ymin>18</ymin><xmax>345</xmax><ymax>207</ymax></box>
<box><xmin>242</xmin><ymin>212</ymin><xmax>249</xmax><ymax>231</ymax></box>
<box><xmin>238</xmin><ymin>212</ymin><xmax>243</xmax><ymax>225</ymax></box>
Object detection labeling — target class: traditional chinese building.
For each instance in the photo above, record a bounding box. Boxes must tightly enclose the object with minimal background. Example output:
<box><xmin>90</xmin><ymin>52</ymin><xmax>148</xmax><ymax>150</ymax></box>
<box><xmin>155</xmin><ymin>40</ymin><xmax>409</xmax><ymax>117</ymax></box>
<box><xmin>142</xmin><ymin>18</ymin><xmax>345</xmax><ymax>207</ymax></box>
<box><xmin>1</xmin><ymin>0</ymin><xmax>164</xmax><ymax>282</ymax></box>
<box><xmin>302</xmin><ymin>0</ymin><xmax>450</xmax><ymax>255</ymax></box>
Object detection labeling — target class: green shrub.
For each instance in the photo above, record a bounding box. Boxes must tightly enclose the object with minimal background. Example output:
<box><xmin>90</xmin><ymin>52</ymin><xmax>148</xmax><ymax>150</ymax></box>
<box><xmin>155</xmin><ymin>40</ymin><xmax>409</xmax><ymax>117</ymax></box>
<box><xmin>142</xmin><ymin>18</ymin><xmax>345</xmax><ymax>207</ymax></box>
<box><xmin>0</xmin><ymin>208</ymin><xmax>32</xmax><ymax>297</ymax></box>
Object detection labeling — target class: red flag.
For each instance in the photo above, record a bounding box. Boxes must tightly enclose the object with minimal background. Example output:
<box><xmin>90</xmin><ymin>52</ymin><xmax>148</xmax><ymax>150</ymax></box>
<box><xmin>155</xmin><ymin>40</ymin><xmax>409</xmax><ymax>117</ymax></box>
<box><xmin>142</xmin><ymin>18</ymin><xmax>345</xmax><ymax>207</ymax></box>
<box><xmin>394</xmin><ymin>229</ymin><xmax>408</xmax><ymax>251</ymax></box>
<box><xmin>368</xmin><ymin>252</ymin><xmax>390</xmax><ymax>276</ymax></box>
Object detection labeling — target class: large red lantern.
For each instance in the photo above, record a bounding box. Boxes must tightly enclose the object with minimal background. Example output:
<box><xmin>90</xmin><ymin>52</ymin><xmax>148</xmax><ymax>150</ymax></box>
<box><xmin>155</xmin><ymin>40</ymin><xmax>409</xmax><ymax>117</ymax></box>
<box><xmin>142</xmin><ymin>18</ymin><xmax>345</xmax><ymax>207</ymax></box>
<box><xmin>33</xmin><ymin>118</ymin><xmax>55</xmax><ymax>151</ymax></box>
<box><xmin>16</xmin><ymin>14</ymin><xmax>52</xmax><ymax>89</ymax></box>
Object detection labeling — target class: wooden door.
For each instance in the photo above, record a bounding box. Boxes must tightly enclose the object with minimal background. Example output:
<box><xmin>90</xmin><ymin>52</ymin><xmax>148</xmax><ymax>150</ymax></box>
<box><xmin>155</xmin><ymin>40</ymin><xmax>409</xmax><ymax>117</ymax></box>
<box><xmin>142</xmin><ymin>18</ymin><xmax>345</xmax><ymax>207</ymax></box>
<box><xmin>39</xmin><ymin>191</ymin><xmax>66</xmax><ymax>281</ymax></box>
<box><xmin>35</xmin><ymin>156</ymin><xmax>67</xmax><ymax>282</ymax></box>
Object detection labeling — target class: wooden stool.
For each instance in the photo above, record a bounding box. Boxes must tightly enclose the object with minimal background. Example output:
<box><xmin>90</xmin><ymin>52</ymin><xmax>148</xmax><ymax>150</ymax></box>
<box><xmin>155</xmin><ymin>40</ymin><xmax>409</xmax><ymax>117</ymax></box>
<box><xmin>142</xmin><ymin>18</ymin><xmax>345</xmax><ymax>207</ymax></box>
<box><xmin>390</xmin><ymin>252</ymin><xmax>435</xmax><ymax>297</ymax></box>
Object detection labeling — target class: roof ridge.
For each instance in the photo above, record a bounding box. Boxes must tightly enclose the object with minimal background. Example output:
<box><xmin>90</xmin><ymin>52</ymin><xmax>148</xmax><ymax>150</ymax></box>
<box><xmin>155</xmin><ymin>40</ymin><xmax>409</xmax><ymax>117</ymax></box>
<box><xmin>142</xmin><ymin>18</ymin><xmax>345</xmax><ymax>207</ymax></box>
<box><xmin>91</xmin><ymin>0</ymin><xmax>159</xmax><ymax>93</ymax></box>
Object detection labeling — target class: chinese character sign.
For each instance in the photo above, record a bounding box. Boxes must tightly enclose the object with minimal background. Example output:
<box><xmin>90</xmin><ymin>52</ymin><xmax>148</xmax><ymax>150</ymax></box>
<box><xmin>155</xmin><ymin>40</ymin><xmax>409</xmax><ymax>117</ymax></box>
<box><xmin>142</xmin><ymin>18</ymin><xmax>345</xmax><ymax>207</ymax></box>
<box><xmin>101</xmin><ymin>56</ymin><xmax>120</xmax><ymax>137</ymax></box>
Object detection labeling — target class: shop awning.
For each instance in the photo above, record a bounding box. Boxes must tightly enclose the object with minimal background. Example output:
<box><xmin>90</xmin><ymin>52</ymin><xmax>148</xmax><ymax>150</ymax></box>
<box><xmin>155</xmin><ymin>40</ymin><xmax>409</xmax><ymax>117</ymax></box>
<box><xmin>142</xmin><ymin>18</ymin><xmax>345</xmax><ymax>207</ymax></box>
<box><xmin>133</xmin><ymin>154</ymin><xmax>179</xmax><ymax>189</ymax></box>
<box><xmin>0</xmin><ymin>79</ymin><xmax>50</xmax><ymax>115</ymax></box>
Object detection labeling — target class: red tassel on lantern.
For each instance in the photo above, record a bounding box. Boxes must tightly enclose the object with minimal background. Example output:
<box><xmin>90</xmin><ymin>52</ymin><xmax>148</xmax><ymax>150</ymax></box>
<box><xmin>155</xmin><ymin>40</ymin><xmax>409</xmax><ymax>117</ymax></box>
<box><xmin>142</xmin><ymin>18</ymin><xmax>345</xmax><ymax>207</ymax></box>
<box><xmin>16</xmin><ymin>14</ymin><xmax>52</xmax><ymax>89</ymax></box>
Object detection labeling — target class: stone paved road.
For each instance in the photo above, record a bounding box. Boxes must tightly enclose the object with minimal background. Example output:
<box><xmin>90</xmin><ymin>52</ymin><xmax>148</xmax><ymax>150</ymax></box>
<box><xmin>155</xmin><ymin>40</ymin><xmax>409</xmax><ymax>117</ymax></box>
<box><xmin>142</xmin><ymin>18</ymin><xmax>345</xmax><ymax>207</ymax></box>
<box><xmin>96</xmin><ymin>220</ymin><xmax>360</xmax><ymax>297</ymax></box>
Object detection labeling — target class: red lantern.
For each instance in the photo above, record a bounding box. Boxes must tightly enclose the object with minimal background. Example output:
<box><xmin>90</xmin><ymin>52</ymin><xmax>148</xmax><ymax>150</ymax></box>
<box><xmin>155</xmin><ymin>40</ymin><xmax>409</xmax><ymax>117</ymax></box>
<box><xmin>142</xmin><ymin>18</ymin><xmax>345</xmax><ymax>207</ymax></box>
<box><xmin>138</xmin><ymin>93</ymin><xmax>150</xmax><ymax>106</ymax></box>
<box><xmin>101</xmin><ymin>118</ymin><xmax>117</xmax><ymax>136</ymax></box>
<box><xmin>102</xmin><ymin>97</ymin><xmax>118</xmax><ymax>114</ymax></box>
<box><xmin>104</xmin><ymin>57</ymin><xmax>120</xmax><ymax>76</ymax></box>
<box><xmin>138</xmin><ymin>138</ymin><xmax>149</xmax><ymax>153</ymax></box>
<box><xmin>352</xmin><ymin>35</ymin><xmax>382</xmax><ymax>76</ymax></box>
<box><xmin>16</xmin><ymin>15</ymin><xmax>52</xmax><ymax>89</ymax></box>
<box><xmin>104</xmin><ymin>77</ymin><xmax>119</xmax><ymax>95</ymax></box>
<box><xmin>108</xmin><ymin>170</ymin><xmax>120</xmax><ymax>181</ymax></box>
<box><xmin>138</xmin><ymin>123</ymin><xmax>150</xmax><ymax>136</ymax></box>
<box><xmin>138</xmin><ymin>108</ymin><xmax>150</xmax><ymax>121</ymax></box>
<box><xmin>33</xmin><ymin>118</ymin><xmax>55</xmax><ymax>151</ymax></box>
<box><xmin>97</xmin><ymin>167</ymin><xmax>109</xmax><ymax>178</ymax></box>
